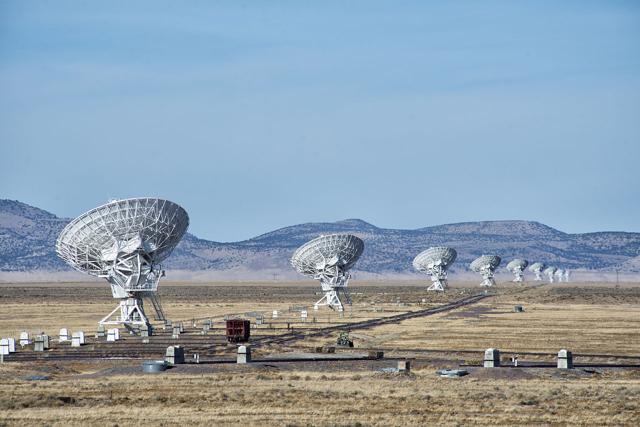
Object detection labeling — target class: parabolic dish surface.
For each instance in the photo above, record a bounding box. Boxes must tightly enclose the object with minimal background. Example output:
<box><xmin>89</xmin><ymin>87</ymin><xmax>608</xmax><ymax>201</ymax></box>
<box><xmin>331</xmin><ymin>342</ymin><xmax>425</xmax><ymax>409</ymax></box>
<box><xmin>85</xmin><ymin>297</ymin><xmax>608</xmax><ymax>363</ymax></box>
<box><xmin>507</xmin><ymin>259</ymin><xmax>529</xmax><ymax>271</ymax></box>
<box><xmin>529</xmin><ymin>262</ymin><xmax>545</xmax><ymax>272</ymax></box>
<box><xmin>291</xmin><ymin>234</ymin><xmax>364</xmax><ymax>277</ymax></box>
<box><xmin>413</xmin><ymin>247</ymin><xmax>457</xmax><ymax>271</ymax></box>
<box><xmin>470</xmin><ymin>255</ymin><xmax>502</xmax><ymax>271</ymax></box>
<box><xmin>56</xmin><ymin>198</ymin><xmax>189</xmax><ymax>276</ymax></box>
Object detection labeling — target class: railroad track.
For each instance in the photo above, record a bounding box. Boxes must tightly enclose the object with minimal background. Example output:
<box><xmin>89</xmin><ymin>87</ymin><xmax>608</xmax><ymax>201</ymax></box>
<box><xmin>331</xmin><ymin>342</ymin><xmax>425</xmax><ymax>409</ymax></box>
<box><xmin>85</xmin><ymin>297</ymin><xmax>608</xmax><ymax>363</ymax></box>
<box><xmin>252</xmin><ymin>292</ymin><xmax>491</xmax><ymax>347</ymax></box>
<box><xmin>2</xmin><ymin>292</ymin><xmax>491</xmax><ymax>362</ymax></box>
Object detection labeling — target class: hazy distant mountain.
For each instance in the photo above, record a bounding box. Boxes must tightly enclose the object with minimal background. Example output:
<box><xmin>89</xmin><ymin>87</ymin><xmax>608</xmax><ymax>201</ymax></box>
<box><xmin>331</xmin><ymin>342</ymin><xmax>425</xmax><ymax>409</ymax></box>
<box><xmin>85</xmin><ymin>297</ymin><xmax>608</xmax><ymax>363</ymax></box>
<box><xmin>1</xmin><ymin>199</ymin><xmax>639</xmax><ymax>276</ymax></box>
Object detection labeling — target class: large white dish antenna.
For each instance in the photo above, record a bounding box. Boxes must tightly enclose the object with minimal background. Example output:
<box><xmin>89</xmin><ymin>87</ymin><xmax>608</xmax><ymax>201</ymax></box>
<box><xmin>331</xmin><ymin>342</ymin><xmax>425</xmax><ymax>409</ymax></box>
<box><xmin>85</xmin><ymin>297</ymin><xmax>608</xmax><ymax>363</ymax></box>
<box><xmin>528</xmin><ymin>262</ymin><xmax>546</xmax><ymax>281</ymax></box>
<box><xmin>506</xmin><ymin>259</ymin><xmax>529</xmax><ymax>283</ymax></box>
<box><xmin>56</xmin><ymin>198</ymin><xmax>189</xmax><ymax>329</ymax></box>
<box><xmin>291</xmin><ymin>234</ymin><xmax>364</xmax><ymax>311</ymax></box>
<box><xmin>470</xmin><ymin>255</ymin><xmax>501</xmax><ymax>287</ymax></box>
<box><xmin>413</xmin><ymin>247</ymin><xmax>457</xmax><ymax>292</ymax></box>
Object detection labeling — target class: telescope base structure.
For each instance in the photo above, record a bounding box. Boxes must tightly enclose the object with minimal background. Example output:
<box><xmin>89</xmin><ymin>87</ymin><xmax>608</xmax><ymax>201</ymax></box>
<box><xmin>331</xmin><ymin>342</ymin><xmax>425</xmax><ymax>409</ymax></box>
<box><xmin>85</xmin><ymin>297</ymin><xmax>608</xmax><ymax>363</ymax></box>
<box><xmin>480</xmin><ymin>278</ymin><xmax>495</xmax><ymax>287</ymax></box>
<box><xmin>534</xmin><ymin>273</ymin><xmax>543</xmax><ymax>281</ymax></box>
<box><xmin>512</xmin><ymin>272</ymin><xmax>524</xmax><ymax>283</ymax></box>
<box><xmin>479</xmin><ymin>272</ymin><xmax>496</xmax><ymax>287</ymax></box>
<box><xmin>314</xmin><ymin>286</ymin><xmax>352</xmax><ymax>312</ymax></box>
<box><xmin>547</xmin><ymin>274</ymin><xmax>555</xmax><ymax>283</ymax></box>
<box><xmin>427</xmin><ymin>278</ymin><xmax>447</xmax><ymax>292</ymax></box>
<box><xmin>100</xmin><ymin>296</ymin><xmax>151</xmax><ymax>330</ymax></box>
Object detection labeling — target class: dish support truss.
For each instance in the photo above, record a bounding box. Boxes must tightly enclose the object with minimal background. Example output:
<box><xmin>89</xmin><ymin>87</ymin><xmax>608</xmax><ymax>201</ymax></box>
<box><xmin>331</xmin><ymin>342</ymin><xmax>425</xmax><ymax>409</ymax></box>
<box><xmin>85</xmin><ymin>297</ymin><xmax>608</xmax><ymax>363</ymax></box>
<box><xmin>427</xmin><ymin>265</ymin><xmax>448</xmax><ymax>291</ymax></box>
<box><xmin>478</xmin><ymin>267</ymin><xmax>496</xmax><ymax>287</ymax></box>
<box><xmin>534</xmin><ymin>270</ymin><xmax>543</xmax><ymax>281</ymax></box>
<box><xmin>98</xmin><ymin>245</ymin><xmax>167</xmax><ymax>329</ymax></box>
<box><xmin>546</xmin><ymin>270</ymin><xmax>556</xmax><ymax>283</ymax></box>
<box><xmin>511</xmin><ymin>267</ymin><xmax>525</xmax><ymax>283</ymax></box>
<box><xmin>313</xmin><ymin>266</ymin><xmax>352</xmax><ymax>311</ymax></box>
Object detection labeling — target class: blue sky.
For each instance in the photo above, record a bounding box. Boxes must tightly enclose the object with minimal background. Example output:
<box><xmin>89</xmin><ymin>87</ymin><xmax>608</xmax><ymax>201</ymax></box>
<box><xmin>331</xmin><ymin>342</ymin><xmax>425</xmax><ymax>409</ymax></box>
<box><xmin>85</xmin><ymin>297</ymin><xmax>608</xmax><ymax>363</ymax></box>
<box><xmin>1</xmin><ymin>1</ymin><xmax>639</xmax><ymax>241</ymax></box>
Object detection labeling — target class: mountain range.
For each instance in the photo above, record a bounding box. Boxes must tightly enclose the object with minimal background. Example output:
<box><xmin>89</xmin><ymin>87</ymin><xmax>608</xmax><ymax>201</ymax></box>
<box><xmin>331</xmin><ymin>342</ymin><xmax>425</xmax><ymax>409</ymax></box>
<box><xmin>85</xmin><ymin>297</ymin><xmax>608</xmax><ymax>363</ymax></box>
<box><xmin>1</xmin><ymin>199</ymin><xmax>639</xmax><ymax>279</ymax></box>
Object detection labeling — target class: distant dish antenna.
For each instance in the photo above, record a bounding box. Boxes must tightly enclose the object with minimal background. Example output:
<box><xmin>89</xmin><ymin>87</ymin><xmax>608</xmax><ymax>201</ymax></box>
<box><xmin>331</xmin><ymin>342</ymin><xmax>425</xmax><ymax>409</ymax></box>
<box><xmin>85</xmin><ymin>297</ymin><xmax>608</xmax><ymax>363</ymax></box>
<box><xmin>413</xmin><ymin>247</ymin><xmax>457</xmax><ymax>291</ymax></box>
<box><xmin>555</xmin><ymin>268</ymin><xmax>565</xmax><ymax>282</ymax></box>
<box><xmin>564</xmin><ymin>270</ymin><xmax>571</xmax><ymax>282</ymax></box>
<box><xmin>470</xmin><ymin>255</ymin><xmax>501</xmax><ymax>287</ymax></box>
<box><xmin>506</xmin><ymin>259</ymin><xmax>529</xmax><ymax>283</ymax></box>
<box><xmin>528</xmin><ymin>262</ymin><xmax>546</xmax><ymax>281</ymax></box>
<box><xmin>291</xmin><ymin>234</ymin><xmax>364</xmax><ymax>311</ymax></box>
<box><xmin>543</xmin><ymin>266</ymin><xmax>558</xmax><ymax>283</ymax></box>
<box><xmin>56</xmin><ymin>198</ymin><xmax>189</xmax><ymax>330</ymax></box>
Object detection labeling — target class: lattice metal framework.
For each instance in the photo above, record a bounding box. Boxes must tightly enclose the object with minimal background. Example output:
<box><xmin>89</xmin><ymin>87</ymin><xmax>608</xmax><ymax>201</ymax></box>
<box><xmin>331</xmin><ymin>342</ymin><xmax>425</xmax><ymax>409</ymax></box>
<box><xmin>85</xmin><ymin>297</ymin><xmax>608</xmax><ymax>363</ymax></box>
<box><xmin>56</xmin><ymin>198</ymin><xmax>189</xmax><ymax>329</ymax></box>
<box><xmin>291</xmin><ymin>234</ymin><xmax>364</xmax><ymax>311</ymax></box>
<box><xmin>528</xmin><ymin>262</ymin><xmax>546</xmax><ymax>281</ymax></box>
<box><xmin>470</xmin><ymin>255</ymin><xmax>501</xmax><ymax>287</ymax></box>
<box><xmin>413</xmin><ymin>247</ymin><xmax>457</xmax><ymax>291</ymax></box>
<box><xmin>544</xmin><ymin>266</ymin><xmax>558</xmax><ymax>283</ymax></box>
<box><xmin>506</xmin><ymin>259</ymin><xmax>529</xmax><ymax>283</ymax></box>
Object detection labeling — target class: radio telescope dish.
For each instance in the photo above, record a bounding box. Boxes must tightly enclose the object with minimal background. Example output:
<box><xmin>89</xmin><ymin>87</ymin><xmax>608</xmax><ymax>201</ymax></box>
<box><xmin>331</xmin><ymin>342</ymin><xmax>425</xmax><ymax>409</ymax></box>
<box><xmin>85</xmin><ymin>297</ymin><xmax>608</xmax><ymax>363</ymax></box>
<box><xmin>506</xmin><ymin>259</ymin><xmax>529</xmax><ymax>283</ymax></box>
<box><xmin>563</xmin><ymin>269</ymin><xmax>571</xmax><ymax>282</ymax></box>
<box><xmin>413</xmin><ymin>247</ymin><xmax>457</xmax><ymax>292</ymax></box>
<box><xmin>528</xmin><ymin>262</ymin><xmax>546</xmax><ymax>281</ymax></box>
<box><xmin>291</xmin><ymin>234</ymin><xmax>364</xmax><ymax>311</ymax></box>
<box><xmin>470</xmin><ymin>255</ymin><xmax>501</xmax><ymax>287</ymax></box>
<box><xmin>56</xmin><ymin>198</ymin><xmax>189</xmax><ymax>330</ymax></box>
<box><xmin>543</xmin><ymin>266</ymin><xmax>558</xmax><ymax>283</ymax></box>
<box><xmin>555</xmin><ymin>268</ymin><xmax>565</xmax><ymax>282</ymax></box>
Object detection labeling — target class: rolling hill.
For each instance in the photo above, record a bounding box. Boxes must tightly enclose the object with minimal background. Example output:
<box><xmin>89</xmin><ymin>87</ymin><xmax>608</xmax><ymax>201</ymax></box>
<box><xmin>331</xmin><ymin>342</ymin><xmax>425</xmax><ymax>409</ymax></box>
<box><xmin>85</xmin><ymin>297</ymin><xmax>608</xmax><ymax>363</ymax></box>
<box><xmin>1</xmin><ymin>199</ymin><xmax>639</xmax><ymax>278</ymax></box>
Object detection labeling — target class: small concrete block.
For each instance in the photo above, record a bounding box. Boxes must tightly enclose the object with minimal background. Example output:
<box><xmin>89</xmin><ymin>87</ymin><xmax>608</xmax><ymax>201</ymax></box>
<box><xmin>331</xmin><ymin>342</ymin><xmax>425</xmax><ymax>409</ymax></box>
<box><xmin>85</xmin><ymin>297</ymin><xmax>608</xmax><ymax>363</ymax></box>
<box><xmin>165</xmin><ymin>345</ymin><xmax>185</xmax><ymax>365</ymax></box>
<box><xmin>34</xmin><ymin>336</ymin><xmax>45</xmax><ymax>352</ymax></box>
<box><xmin>301</xmin><ymin>310</ymin><xmax>308</xmax><ymax>320</ymax></box>
<box><xmin>484</xmin><ymin>348</ymin><xmax>500</xmax><ymax>368</ymax></box>
<box><xmin>72</xmin><ymin>331</ymin><xmax>85</xmax><ymax>346</ymax></box>
<box><xmin>142</xmin><ymin>338</ymin><xmax>150</xmax><ymax>344</ymax></box>
<box><xmin>237</xmin><ymin>345</ymin><xmax>251</xmax><ymax>364</ymax></box>
<box><xmin>557</xmin><ymin>349</ymin><xmax>573</xmax><ymax>369</ymax></box>
<box><xmin>272</xmin><ymin>310</ymin><xmax>278</xmax><ymax>319</ymax></box>
<box><xmin>19</xmin><ymin>331</ymin><xmax>30</xmax><ymax>346</ymax></box>
<box><xmin>97</xmin><ymin>325</ymin><xmax>106</xmax><ymax>338</ymax></box>
<box><xmin>59</xmin><ymin>328</ymin><xmax>70</xmax><ymax>342</ymax></box>
<box><xmin>7</xmin><ymin>338</ymin><xmax>15</xmax><ymax>353</ymax></box>
<box><xmin>514</xmin><ymin>305</ymin><xmax>525</xmax><ymax>312</ymax></box>
<box><xmin>0</xmin><ymin>339</ymin><xmax>9</xmax><ymax>356</ymax></box>
<box><xmin>397</xmin><ymin>360</ymin><xmax>411</xmax><ymax>373</ymax></box>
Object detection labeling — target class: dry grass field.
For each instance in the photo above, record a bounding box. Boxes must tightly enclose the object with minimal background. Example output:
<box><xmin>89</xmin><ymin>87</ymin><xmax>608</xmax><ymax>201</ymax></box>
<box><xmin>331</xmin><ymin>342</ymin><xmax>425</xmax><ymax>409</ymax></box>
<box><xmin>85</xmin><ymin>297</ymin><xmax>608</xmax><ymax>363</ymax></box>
<box><xmin>0</xmin><ymin>280</ymin><xmax>639</xmax><ymax>426</ymax></box>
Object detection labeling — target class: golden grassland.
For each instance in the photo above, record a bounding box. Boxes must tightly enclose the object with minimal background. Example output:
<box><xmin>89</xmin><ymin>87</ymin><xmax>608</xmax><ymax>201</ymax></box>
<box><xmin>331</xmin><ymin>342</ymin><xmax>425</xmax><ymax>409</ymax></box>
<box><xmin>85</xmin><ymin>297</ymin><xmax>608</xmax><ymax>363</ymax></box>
<box><xmin>0</xmin><ymin>362</ymin><xmax>639</xmax><ymax>426</ymax></box>
<box><xmin>326</xmin><ymin>284</ymin><xmax>640</xmax><ymax>356</ymax></box>
<box><xmin>0</xmin><ymin>280</ymin><xmax>639</xmax><ymax>426</ymax></box>
<box><xmin>0</xmin><ymin>280</ymin><xmax>472</xmax><ymax>337</ymax></box>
